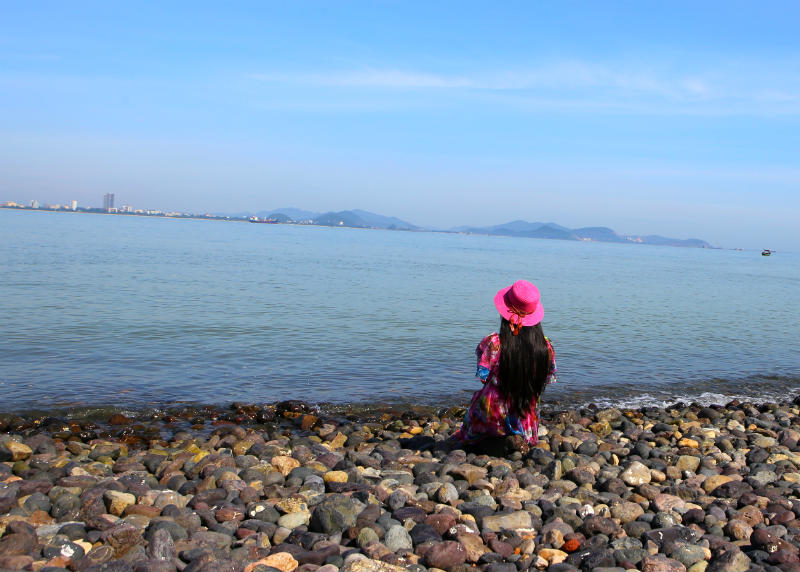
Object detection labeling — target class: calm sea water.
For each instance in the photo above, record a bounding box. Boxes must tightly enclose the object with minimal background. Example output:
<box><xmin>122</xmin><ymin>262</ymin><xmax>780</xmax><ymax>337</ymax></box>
<box><xmin>1</xmin><ymin>208</ymin><xmax>798</xmax><ymax>414</ymax></box>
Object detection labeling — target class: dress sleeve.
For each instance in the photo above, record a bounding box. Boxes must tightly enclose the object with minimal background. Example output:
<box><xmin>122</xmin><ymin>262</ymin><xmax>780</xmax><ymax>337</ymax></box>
<box><xmin>475</xmin><ymin>333</ymin><xmax>500</xmax><ymax>383</ymax></box>
<box><xmin>545</xmin><ymin>337</ymin><xmax>558</xmax><ymax>384</ymax></box>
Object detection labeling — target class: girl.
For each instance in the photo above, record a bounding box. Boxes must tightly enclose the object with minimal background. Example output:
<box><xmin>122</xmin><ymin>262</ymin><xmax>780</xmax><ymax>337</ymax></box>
<box><xmin>454</xmin><ymin>280</ymin><xmax>557</xmax><ymax>452</ymax></box>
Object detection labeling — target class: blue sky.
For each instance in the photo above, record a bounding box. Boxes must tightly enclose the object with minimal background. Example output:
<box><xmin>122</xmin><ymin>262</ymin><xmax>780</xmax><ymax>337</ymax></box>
<box><xmin>2</xmin><ymin>1</ymin><xmax>799</xmax><ymax>249</ymax></box>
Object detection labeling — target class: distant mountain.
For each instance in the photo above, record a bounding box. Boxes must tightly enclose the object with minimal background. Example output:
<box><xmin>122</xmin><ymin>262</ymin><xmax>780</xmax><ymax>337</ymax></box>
<box><xmin>462</xmin><ymin>221</ymin><xmax>578</xmax><ymax>240</ymax></box>
<box><xmin>243</xmin><ymin>206</ymin><xmax>712</xmax><ymax>248</ymax></box>
<box><xmin>263</xmin><ymin>207</ymin><xmax>318</xmax><ymax>221</ymax></box>
<box><xmin>574</xmin><ymin>227</ymin><xmax>627</xmax><ymax>243</ymax></box>
<box><xmin>312</xmin><ymin>209</ymin><xmax>417</xmax><ymax>230</ymax></box>
<box><xmin>264</xmin><ymin>212</ymin><xmax>293</xmax><ymax>223</ymax></box>
<box><xmin>314</xmin><ymin>211</ymin><xmax>370</xmax><ymax>228</ymax></box>
<box><xmin>460</xmin><ymin>220</ymin><xmax>712</xmax><ymax>248</ymax></box>
<box><xmin>350</xmin><ymin>209</ymin><xmax>418</xmax><ymax>230</ymax></box>
<box><xmin>627</xmin><ymin>235</ymin><xmax>712</xmax><ymax>248</ymax></box>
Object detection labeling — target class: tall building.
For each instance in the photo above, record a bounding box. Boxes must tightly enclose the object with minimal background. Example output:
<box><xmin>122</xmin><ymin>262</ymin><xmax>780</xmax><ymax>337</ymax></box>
<box><xmin>70</xmin><ymin>200</ymin><xmax>78</xmax><ymax>211</ymax></box>
<box><xmin>103</xmin><ymin>193</ymin><xmax>115</xmax><ymax>211</ymax></box>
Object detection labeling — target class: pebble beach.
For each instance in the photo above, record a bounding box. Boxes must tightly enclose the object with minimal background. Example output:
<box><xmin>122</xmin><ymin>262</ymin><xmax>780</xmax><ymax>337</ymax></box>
<box><xmin>2</xmin><ymin>397</ymin><xmax>800</xmax><ymax>572</ymax></box>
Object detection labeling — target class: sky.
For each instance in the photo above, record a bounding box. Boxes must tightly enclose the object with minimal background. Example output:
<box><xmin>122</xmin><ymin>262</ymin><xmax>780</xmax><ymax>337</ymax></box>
<box><xmin>2</xmin><ymin>1</ymin><xmax>800</xmax><ymax>250</ymax></box>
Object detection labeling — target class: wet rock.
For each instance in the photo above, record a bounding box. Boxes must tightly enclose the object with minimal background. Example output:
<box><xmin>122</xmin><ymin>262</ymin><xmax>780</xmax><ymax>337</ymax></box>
<box><xmin>0</xmin><ymin>440</ymin><xmax>33</xmax><ymax>461</ymax></box>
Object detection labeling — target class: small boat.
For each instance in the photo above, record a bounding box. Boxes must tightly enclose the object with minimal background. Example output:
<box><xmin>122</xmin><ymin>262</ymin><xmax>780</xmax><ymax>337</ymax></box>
<box><xmin>249</xmin><ymin>218</ymin><xmax>279</xmax><ymax>224</ymax></box>
<box><xmin>762</xmin><ymin>249</ymin><xmax>772</xmax><ymax>256</ymax></box>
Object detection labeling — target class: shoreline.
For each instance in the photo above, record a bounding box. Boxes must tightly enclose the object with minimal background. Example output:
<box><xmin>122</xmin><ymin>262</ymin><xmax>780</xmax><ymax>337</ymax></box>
<box><xmin>3</xmin><ymin>386</ymin><xmax>800</xmax><ymax>430</ymax></box>
<box><xmin>1</xmin><ymin>396</ymin><xmax>799</xmax><ymax>571</ymax></box>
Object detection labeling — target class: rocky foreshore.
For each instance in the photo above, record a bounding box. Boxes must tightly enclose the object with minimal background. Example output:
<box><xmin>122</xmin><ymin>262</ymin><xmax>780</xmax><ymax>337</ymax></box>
<box><xmin>2</xmin><ymin>397</ymin><xmax>800</xmax><ymax>572</ymax></box>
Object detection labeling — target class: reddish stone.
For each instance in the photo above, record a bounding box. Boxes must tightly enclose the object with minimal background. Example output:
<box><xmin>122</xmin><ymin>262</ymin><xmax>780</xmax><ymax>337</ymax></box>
<box><xmin>562</xmin><ymin>533</ymin><xmax>585</xmax><ymax>553</ymax></box>
<box><xmin>215</xmin><ymin>505</ymin><xmax>245</xmax><ymax>522</ymax></box>
<box><xmin>108</xmin><ymin>413</ymin><xmax>132</xmax><ymax>425</ymax></box>
<box><xmin>0</xmin><ymin>555</ymin><xmax>34</xmax><ymax>569</ymax></box>
<box><xmin>424</xmin><ymin>541</ymin><xmax>467</xmax><ymax>570</ymax></box>
<box><xmin>424</xmin><ymin>513</ymin><xmax>456</xmax><ymax>536</ymax></box>
<box><xmin>237</xmin><ymin>528</ymin><xmax>257</xmax><ymax>539</ymax></box>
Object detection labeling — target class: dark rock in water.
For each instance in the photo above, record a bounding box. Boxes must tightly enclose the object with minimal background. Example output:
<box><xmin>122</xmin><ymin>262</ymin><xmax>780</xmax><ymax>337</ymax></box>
<box><xmin>309</xmin><ymin>494</ymin><xmax>359</xmax><ymax>534</ymax></box>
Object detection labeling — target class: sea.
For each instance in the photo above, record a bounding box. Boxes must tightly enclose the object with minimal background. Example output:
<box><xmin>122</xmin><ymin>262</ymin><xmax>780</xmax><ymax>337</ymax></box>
<box><xmin>1</xmin><ymin>208</ymin><xmax>798</xmax><ymax>416</ymax></box>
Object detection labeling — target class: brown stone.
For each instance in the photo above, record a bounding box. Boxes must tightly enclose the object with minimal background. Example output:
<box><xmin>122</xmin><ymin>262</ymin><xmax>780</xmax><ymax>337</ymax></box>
<box><xmin>245</xmin><ymin>551</ymin><xmax>299</xmax><ymax>572</ymax></box>
<box><xmin>642</xmin><ymin>553</ymin><xmax>687</xmax><ymax>572</ymax></box>
<box><xmin>456</xmin><ymin>532</ymin><xmax>488</xmax><ymax>563</ymax></box>
<box><xmin>272</xmin><ymin>456</ymin><xmax>301</xmax><ymax>477</ymax></box>
<box><xmin>424</xmin><ymin>541</ymin><xmax>466</xmax><ymax>570</ymax></box>
<box><xmin>0</xmin><ymin>532</ymin><xmax>37</xmax><ymax>556</ymax></box>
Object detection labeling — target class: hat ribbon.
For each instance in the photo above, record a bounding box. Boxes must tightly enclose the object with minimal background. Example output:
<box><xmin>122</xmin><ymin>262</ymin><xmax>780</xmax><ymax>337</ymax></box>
<box><xmin>506</xmin><ymin>297</ymin><xmax>537</xmax><ymax>336</ymax></box>
<box><xmin>508</xmin><ymin>313</ymin><xmax>522</xmax><ymax>336</ymax></box>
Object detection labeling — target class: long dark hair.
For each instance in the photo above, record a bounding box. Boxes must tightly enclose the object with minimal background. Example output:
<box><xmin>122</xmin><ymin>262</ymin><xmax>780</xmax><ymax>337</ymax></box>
<box><xmin>498</xmin><ymin>318</ymin><xmax>551</xmax><ymax>413</ymax></box>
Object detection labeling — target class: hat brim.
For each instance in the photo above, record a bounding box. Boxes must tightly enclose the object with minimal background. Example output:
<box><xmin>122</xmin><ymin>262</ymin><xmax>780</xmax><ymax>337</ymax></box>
<box><xmin>494</xmin><ymin>286</ymin><xmax>544</xmax><ymax>326</ymax></box>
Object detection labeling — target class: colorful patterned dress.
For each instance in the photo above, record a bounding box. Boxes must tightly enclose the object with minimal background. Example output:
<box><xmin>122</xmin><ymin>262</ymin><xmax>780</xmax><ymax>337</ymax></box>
<box><xmin>454</xmin><ymin>332</ymin><xmax>557</xmax><ymax>445</ymax></box>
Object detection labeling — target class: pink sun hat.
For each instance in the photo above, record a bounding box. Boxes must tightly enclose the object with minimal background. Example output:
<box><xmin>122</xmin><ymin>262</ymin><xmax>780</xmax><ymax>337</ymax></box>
<box><xmin>494</xmin><ymin>280</ymin><xmax>545</xmax><ymax>327</ymax></box>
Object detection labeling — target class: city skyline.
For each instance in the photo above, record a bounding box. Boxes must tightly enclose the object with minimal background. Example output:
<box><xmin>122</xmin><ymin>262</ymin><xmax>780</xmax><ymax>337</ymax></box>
<box><xmin>2</xmin><ymin>2</ymin><xmax>800</xmax><ymax>251</ymax></box>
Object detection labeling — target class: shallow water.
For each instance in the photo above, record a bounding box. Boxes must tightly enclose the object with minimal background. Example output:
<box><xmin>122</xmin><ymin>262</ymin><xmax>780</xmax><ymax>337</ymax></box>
<box><xmin>1</xmin><ymin>208</ymin><xmax>798</xmax><ymax>412</ymax></box>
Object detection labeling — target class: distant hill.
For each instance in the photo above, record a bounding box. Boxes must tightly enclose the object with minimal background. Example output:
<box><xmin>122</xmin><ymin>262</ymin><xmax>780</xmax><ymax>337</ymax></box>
<box><xmin>242</xmin><ymin>206</ymin><xmax>712</xmax><ymax>248</ymax></box>
<box><xmin>460</xmin><ymin>220</ymin><xmax>712</xmax><ymax>248</ymax></box>
<box><xmin>312</xmin><ymin>210</ymin><xmax>417</xmax><ymax>230</ymax></box>
<box><xmin>626</xmin><ymin>235</ymin><xmax>711</xmax><ymax>248</ymax></box>
<box><xmin>462</xmin><ymin>221</ymin><xmax>578</xmax><ymax>240</ymax></box>
<box><xmin>263</xmin><ymin>207</ymin><xmax>318</xmax><ymax>221</ymax></box>
<box><xmin>313</xmin><ymin>211</ymin><xmax>370</xmax><ymax>227</ymax></box>
<box><xmin>350</xmin><ymin>209</ymin><xmax>418</xmax><ymax>230</ymax></box>
<box><xmin>574</xmin><ymin>227</ymin><xmax>627</xmax><ymax>243</ymax></box>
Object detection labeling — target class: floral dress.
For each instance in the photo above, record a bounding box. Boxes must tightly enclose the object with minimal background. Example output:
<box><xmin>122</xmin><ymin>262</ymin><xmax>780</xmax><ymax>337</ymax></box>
<box><xmin>454</xmin><ymin>333</ymin><xmax>557</xmax><ymax>445</ymax></box>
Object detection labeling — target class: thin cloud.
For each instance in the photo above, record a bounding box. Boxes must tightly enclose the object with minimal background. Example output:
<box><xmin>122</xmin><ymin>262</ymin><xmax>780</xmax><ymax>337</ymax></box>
<box><xmin>248</xmin><ymin>59</ymin><xmax>800</xmax><ymax>115</ymax></box>
<box><xmin>249</xmin><ymin>69</ymin><xmax>472</xmax><ymax>89</ymax></box>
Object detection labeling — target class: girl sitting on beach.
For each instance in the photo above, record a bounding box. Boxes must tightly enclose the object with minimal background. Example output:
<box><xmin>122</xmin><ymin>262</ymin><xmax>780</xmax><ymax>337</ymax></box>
<box><xmin>454</xmin><ymin>280</ymin><xmax>557</xmax><ymax>453</ymax></box>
